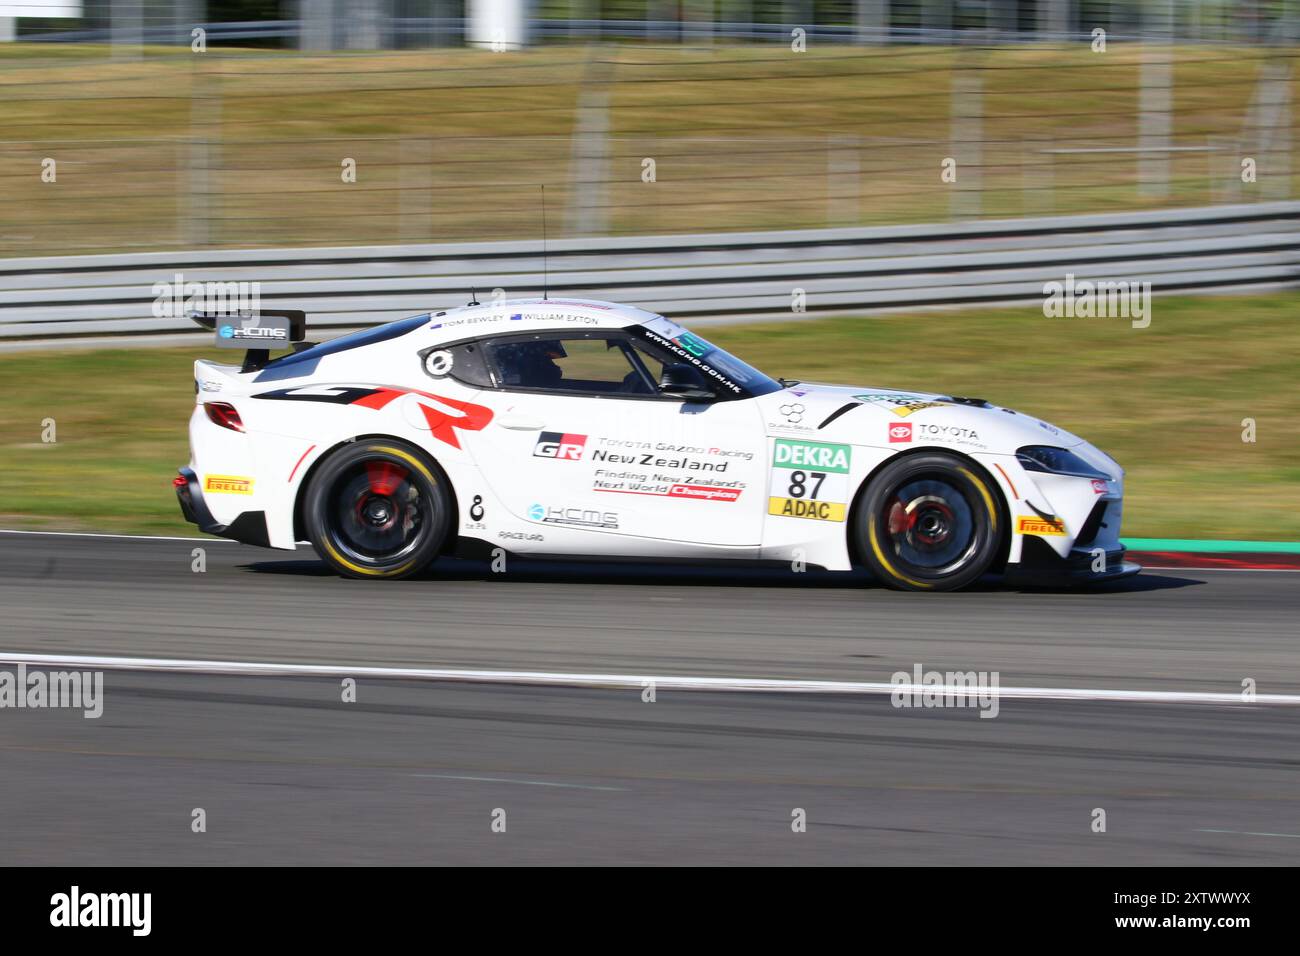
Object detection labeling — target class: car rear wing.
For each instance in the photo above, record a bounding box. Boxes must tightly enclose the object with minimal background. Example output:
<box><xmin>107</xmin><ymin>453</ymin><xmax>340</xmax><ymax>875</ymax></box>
<box><xmin>188</xmin><ymin>309</ymin><xmax>308</xmax><ymax>373</ymax></box>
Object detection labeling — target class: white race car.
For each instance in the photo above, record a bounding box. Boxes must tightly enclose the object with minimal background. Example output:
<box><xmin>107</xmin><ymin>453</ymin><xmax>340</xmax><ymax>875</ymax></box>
<box><xmin>175</xmin><ymin>299</ymin><xmax>1138</xmax><ymax>590</ymax></box>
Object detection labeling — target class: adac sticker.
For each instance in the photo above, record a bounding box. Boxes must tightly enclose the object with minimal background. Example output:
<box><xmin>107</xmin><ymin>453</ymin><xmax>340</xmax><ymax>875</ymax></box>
<box><xmin>768</xmin><ymin>439</ymin><xmax>851</xmax><ymax>522</ymax></box>
<box><xmin>853</xmin><ymin>393</ymin><xmax>950</xmax><ymax>418</ymax></box>
<box><xmin>205</xmin><ymin>474</ymin><xmax>254</xmax><ymax>495</ymax></box>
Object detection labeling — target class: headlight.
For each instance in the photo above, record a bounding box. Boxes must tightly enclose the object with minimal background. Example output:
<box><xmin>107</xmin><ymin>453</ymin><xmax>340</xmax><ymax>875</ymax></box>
<box><xmin>1016</xmin><ymin>445</ymin><xmax>1112</xmax><ymax>480</ymax></box>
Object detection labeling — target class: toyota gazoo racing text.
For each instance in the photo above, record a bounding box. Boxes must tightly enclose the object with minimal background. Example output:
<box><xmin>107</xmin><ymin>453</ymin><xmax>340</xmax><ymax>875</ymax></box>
<box><xmin>175</xmin><ymin>299</ymin><xmax>1138</xmax><ymax>591</ymax></box>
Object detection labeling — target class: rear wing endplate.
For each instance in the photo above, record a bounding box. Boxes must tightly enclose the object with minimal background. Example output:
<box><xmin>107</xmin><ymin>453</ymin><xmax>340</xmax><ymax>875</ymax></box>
<box><xmin>188</xmin><ymin>309</ymin><xmax>308</xmax><ymax>372</ymax></box>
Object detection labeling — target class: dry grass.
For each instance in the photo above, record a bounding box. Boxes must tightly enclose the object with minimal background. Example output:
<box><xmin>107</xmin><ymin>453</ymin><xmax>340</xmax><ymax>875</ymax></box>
<box><xmin>0</xmin><ymin>42</ymin><xmax>1292</xmax><ymax>255</ymax></box>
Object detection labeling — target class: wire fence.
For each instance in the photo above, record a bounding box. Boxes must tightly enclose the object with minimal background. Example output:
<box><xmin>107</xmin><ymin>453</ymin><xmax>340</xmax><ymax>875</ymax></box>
<box><xmin>7</xmin><ymin>2</ymin><xmax>1300</xmax><ymax>47</ymax></box>
<box><xmin>0</xmin><ymin>37</ymin><xmax>1296</xmax><ymax>256</ymax></box>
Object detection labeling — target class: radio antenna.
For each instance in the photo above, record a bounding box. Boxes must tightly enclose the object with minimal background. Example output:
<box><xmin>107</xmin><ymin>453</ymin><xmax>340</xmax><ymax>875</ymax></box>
<box><xmin>540</xmin><ymin>184</ymin><xmax>549</xmax><ymax>301</ymax></box>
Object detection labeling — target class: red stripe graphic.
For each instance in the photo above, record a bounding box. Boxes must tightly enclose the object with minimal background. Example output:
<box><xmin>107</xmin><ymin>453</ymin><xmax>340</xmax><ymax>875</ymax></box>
<box><xmin>347</xmin><ymin>386</ymin><xmax>494</xmax><ymax>449</ymax></box>
<box><xmin>351</xmin><ymin>388</ymin><xmax>406</xmax><ymax>410</ymax></box>
<box><xmin>407</xmin><ymin>390</ymin><xmax>494</xmax><ymax>449</ymax></box>
<box><xmin>287</xmin><ymin>443</ymin><xmax>317</xmax><ymax>482</ymax></box>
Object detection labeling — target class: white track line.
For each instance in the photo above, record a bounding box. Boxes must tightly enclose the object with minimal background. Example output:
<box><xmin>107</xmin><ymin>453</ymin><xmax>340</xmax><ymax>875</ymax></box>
<box><xmin>1</xmin><ymin>651</ymin><xmax>1297</xmax><ymax>705</ymax></box>
<box><xmin>1195</xmin><ymin>828</ymin><xmax>1300</xmax><ymax>839</ymax></box>
<box><xmin>409</xmin><ymin>773</ymin><xmax>627</xmax><ymax>792</ymax></box>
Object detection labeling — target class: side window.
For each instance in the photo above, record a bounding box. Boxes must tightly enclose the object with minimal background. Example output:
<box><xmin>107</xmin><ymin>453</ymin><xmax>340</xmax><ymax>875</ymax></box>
<box><xmin>627</xmin><ymin>338</ymin><xmax>667</xmax><ymax>387</ymax></box>
<box><xmin>485</xmin><ymin>334</ymin><xmax>658</xmax><ymax>396</ymax></box>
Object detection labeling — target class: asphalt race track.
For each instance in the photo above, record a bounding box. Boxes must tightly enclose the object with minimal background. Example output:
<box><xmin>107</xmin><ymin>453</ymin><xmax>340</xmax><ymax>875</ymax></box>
<box><xmin>1</xmin><ymin>531</ymin><xmax>1297</xmax><ymax>865</ymax></box>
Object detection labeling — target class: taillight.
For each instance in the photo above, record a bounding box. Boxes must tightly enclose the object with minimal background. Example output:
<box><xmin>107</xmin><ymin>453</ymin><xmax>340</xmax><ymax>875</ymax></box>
<box><xmin>204</xmin><ymin>402</ymin><xmax>244</xmax><ymax>432</ymax></box>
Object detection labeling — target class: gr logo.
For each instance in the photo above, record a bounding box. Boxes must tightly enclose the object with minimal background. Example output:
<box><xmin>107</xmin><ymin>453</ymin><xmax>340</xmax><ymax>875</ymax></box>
<box><xmin>534</xmin><ymin>431</ymin><xmax>587</xmax><ymax>460</ymax></box>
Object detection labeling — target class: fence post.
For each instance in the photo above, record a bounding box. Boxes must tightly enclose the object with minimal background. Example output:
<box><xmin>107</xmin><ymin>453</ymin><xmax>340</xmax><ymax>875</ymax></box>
<box><xmin>1209</xmin><ymin>135</ymin><xmax>1235</xmax><ymax>204</ymax></box>
<box><xmin>348</xmin><ymin>0</ymin><xmax>383</xmax><ymax>49</ymax></box>
<box><xmin>950</xmin><ymin>57</ymin><xmax>982</xmax><ymax>220</ymax></box>
<box><xmin>647</xmin><ymin>0</ymin><xmax>675</xmax><ymax>42</ymax></box>
<box><xmin>400</xmin><ymin>139</ymin><xmax>434</xmax><ymax>242</ymax></box>
<box><xmin>687</xmin><ymin>0</ymin><xmax>714</xmax><ymax>46</ymax></box>
<box><xmin>174</xmin><ymin>0</ymin><xmax>194</xmax><ymax>45</ymax></box>
<box><xmin>1138</xmin><ymin>0</ymin><xmax>1174</xmax><ymax>200</ymax></box>
<box><xmin>300</xmin><ymin>0</ymin><xmax>334</xmax><ymax>51</ymax></box>
<box><xmin>183</xmin><ymin>60</ymin><xmax>220</xmax><ymax>248</ymax></box>
<box><xmin>111</xmin><ymin>0</ymin><xmax>143</xmax><ymax>60</ymax></box>
<box><xmin>923</xmin><ymin>0</ymin><xmax>952</xmax><ymax>36</ymax></box>
<box><xmin>827</xmin><ymin>135</ymin><xmax>860</xmax><ymax>227</ymax></box>
<box><xmin>1268</xmin><ymin>69</ymin><xmax>1292</xmax><ymax>201</ymax></box>
<box><xmin>1039</xmin><ymin>0</ymin><xmax>1069</xmax><ymax>38</ymax></box>
<box><xmin>1023</xmin><ymin>140</ymin><xmax>1054</xmax><ymax>217</ymax></box>
<box><xmin>855</xmin><ymin>0</ymin><xmax>885</xmax><ymax>44</ymax></box>
<box><xmin>992</xmin><ymin>0</ymin><xmax>1016</xmax><ymax>39</ymax></box>
<box><xmin>567</xmin><ymin>53</ymin><xmax>613</xmax><ymax>237</ymax></box>
<box><xmin>1248</xmin><ymin>61</ymin><xmax>1293</xmax><ymax>201</ymax></box>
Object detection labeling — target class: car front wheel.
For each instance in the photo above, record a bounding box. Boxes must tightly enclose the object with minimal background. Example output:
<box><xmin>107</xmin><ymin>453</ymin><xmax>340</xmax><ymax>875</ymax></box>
<box><xmin>855</xmin><ymin>452</ymin><xmax>1003</xmax><ymax>591</ymax></box>
<box><xmin>304</xmin><ymin>439</ymin><xmax>451</xmax><ymax>579</ymax></box>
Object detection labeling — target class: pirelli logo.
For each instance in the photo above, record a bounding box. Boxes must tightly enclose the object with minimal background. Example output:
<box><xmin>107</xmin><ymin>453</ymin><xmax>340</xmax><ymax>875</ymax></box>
<box><xmin>205</xmin><ymin>474</ymin><xmax>254</xmax><ymax>495</ymax></box>
<box><xmin>1016</xmin><ymin>515</ymin><xmax>1066</xmax><ymax>536</ymax></box>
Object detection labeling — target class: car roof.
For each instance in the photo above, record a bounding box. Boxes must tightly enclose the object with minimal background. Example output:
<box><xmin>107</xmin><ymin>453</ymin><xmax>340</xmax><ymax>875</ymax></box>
<box><xmin>425</xmin><ymin>297</ymin><xmax>657</xmax><ymax>341</ymax></box>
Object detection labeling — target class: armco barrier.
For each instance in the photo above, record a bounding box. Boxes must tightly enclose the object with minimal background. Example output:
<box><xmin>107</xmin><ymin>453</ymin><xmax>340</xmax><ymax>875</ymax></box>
<box><xmin>1</xmin><ymin>202</ymin><xmax>1297</xmax><ymax>344</ymax></box>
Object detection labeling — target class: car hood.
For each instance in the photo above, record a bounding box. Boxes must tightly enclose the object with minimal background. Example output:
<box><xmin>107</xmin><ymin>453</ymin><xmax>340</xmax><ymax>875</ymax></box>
<box><xmin>757</xmin><ymin>382</ymin><xmax>1091</xmax><ymax>456</ymax></box>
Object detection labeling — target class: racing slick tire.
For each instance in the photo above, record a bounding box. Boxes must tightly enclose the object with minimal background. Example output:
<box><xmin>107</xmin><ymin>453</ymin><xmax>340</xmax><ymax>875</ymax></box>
<box><xmin>304</xmin><ymin>439</ymin><xmax>452</xmax><ymax>579</ymax></box>
<box><xmin>854</xmin><ymin>452</ymin><xmax>1003</xmax><ymax>592</ymax></box>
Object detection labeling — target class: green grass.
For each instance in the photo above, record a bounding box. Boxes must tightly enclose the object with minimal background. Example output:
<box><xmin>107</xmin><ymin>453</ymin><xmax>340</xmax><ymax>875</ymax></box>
<box><xmin>2</xmin><ymin>292</ymin><xmax>1297</xmax><ymax>540</ymax></box>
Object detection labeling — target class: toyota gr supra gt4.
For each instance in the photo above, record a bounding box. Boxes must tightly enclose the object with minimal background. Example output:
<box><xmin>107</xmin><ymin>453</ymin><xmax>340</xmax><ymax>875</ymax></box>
<box><xmin>175</xmin><ymin>299</ymin><xmax>1139</xmax><ymax>590</ymax></box>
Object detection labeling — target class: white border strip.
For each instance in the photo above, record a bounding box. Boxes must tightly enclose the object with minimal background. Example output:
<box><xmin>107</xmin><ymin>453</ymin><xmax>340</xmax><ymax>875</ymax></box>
<box><xmin>2</xmin><ymin>651</ymin><xmax>1297</xmax><ymax>705</ymax></box>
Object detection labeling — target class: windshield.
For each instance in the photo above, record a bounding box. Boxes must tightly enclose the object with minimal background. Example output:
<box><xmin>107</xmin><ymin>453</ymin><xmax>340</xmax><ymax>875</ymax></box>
<box><xmin>635</xmin><ymin>316</ymin><xmax>783</xmax><ymax>400</ymax></box>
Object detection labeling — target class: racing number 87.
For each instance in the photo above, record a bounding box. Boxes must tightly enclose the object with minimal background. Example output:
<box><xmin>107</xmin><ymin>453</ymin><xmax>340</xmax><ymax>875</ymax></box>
<box><xmin>787</xmin><ymin>471</ymin><xmax>826</xmax><ymax>499</ymax></box>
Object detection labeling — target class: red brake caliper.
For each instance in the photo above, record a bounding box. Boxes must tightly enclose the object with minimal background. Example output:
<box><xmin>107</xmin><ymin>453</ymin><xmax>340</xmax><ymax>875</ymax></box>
<box><xmin>365</xmin><ymin>461</ymin><xmax>408</xmax><ymax>497</ymax></box>
<box><xmin>887</xmin><ymin>497</ymin><xmax>914</xmax><ymax>537</ymax></box>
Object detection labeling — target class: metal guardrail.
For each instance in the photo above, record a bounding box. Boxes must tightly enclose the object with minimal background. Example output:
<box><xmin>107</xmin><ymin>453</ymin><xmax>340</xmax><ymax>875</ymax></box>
<box><xmin>20</xmin><ymin>4</ymin><xmax>1300</xmax><ymax>47</ymax></box>
<box><xmin>1</xmin><ymin>202</ymin><xmax>1297</xmax><ymax>344</ymax></box>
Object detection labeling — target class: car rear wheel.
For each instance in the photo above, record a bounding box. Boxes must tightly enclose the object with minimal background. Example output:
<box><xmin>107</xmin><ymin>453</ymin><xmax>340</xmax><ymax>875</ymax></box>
<box><xmin>855</xmin><ymin>452</ymin><xmax>1002</xmax><ymax>592</ymax></box>
<box><xmin>304</xmin><ymin>439</ymin><xmax>451</xmax><ymax>579</ymax></box>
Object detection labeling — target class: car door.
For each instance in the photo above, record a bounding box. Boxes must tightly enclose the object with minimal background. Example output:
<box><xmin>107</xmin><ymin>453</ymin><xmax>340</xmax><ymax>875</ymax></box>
<box><xmin>464</xmin><ymin>329</ymin><xmax>767</xmax><ymax>555</ymax></box>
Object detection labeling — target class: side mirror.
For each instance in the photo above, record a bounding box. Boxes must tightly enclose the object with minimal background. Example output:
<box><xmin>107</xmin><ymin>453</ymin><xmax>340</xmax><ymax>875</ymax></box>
<box><xmin>658</xmin><ymin>363</ymin><xmax>715</xmax><ymax>401</ymax></box>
